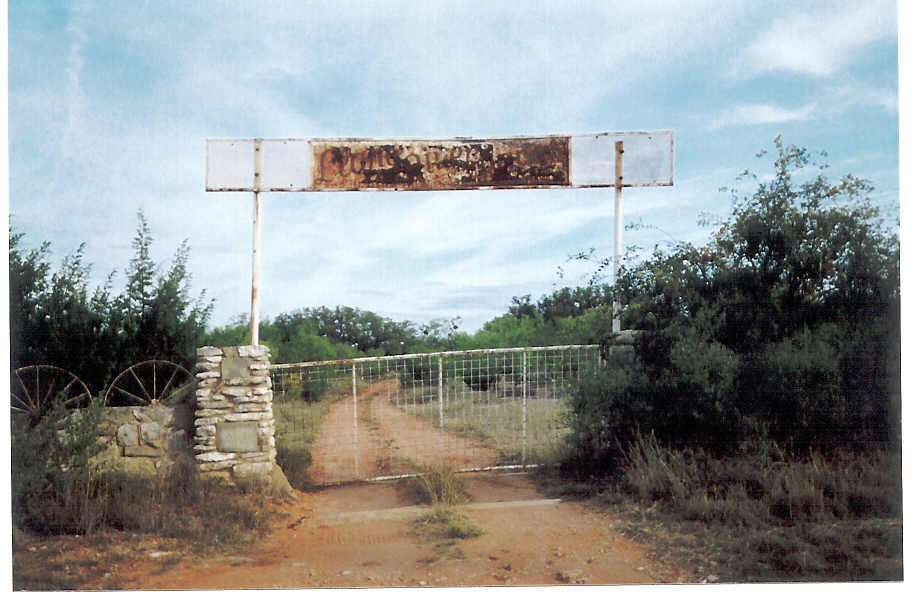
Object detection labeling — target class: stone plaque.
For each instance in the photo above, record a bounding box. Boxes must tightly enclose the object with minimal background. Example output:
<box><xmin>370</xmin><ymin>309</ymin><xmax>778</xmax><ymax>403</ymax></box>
<box><xmin>221</xmin><ymin>356</ymin><xmax>251</xmax><ymax>381</ymax></box>
<box><xmin>216</xmin><ymin>421</ymin><xmax>260</xmax><ymax>452</ymax></box>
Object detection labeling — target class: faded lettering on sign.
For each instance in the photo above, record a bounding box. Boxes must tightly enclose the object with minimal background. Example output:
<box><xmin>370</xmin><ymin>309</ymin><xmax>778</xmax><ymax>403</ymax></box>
<box><xmin>311</xmin><ymin>137</ymin><xmax>570</xmax><ymax>190</ymax></box>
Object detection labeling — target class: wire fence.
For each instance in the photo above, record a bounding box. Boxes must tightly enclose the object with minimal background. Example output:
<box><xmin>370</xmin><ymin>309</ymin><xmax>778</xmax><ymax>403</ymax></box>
<box><xmin>269</xmin><ymin>345</ymin><xmax>600</xmax><ymax>484</ymax></box>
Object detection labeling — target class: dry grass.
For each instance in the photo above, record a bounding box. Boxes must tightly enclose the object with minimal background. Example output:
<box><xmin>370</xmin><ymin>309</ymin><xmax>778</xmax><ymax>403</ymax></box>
<box><xmin>542</xmin><ymin>434</ymin><xmax>902</xmax><ymax>583</ymax></box>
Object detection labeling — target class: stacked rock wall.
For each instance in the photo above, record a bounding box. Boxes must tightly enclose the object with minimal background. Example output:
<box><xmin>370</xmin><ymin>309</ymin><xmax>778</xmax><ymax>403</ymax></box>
<box><xmin>192</xmin><ymin>345</ymin><xmax>277</xmax><ymax>481</ymax></box>
<box><xmin>94</xmin><ymin>403</ymin><xmax>193</xmax><ymax>475</ymax></box>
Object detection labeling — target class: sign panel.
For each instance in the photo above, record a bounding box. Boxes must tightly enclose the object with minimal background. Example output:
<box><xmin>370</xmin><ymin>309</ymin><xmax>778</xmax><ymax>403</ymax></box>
<box><xmin>205</xmin><ymin>131</ymin><xmax>673</xmax><ymax>192</ymax></box>
<box><xmin>312</xmin><ymin>137</ymin><xmax>569</xmax><ymax>191</ymax></box>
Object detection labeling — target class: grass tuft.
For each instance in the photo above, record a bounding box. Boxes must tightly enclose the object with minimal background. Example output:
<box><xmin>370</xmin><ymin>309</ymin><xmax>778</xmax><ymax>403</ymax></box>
<box><xmin>410</xmin><ymin>464</ymin><xmax>470</xmax><ymax>506</ymax></box>
<box><xmin>414</xmin><ymin>508</ymin><xmax>485</xmax><ymax>541</ymax></box>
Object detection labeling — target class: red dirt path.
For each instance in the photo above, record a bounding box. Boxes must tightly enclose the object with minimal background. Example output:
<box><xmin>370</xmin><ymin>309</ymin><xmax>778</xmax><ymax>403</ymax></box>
<box><xmin>307</xmin><ymin>378</ymin><xmax>501</xmax><ymax>484</ymax></box>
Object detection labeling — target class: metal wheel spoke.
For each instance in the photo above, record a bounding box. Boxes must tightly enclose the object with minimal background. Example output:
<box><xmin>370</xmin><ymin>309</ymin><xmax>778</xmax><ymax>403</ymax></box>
<box><xmin>43</xmin><ymin>373</ymin><xmax>59</xmax><ymax>409</ymax></box>
<box><xmin>129</xmin><ymin>367</ymin><xmax>152</xmax><ymax>402</ymax></box>
<box><xmin>15</xmin><ymin>372</ymin><xmax>33</xmax><ymax>408</ymax></box>
<box><xmin>10</xmin><ymin>391</ymin><xmax>32</xmax><ymax>412</ymax></box>
<box><xmin>62</xmin><ymin>393</ymin><xmax>89</xmax><ymax>407</ymax></box>
<box><xmin>11</xmin><ymin>366</ymin><xmax>92</xmax><ymax>418</ymax></box>
<box><xmin>113</xmin><ymin>384</ymin><xmax>150</xmax><ymax>405</ymax></box>
<box><xmin>103</xmin><ymin>360</ymin><xmax>193</xmax><ymax>407</ymax></box>
<box><xmin>159</xmin><ymin>364</ymin><xmax>182</xmax><ymax>399</ymax></box>
<box><xmin>33</xmin><ymin>366</ymin><xmax>41</xmax><ymax>409</ymax></box>
<box><xmin>62</xmin><ymin>376</ymin><xmax>79</xmax><ymax>395</ymax></box>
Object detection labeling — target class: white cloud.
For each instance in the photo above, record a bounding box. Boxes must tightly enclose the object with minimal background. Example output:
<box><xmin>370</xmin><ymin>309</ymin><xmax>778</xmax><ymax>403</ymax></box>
<box><xmin>825</xmin><ymin>82</ymin><xmax>899</xmax><ymax>114</ymax></box>
<box><xmin>8</xmin><ymin>0</ymin><xmax>899</xmax><ymax>333</ymax></box>
<box><xmin>709</xmin><ymin>102</ymin><xmax>817</xmax><ymax>130</ymax></box>
<box><xmin>735</xmin><ymin>0</ymin><xmax>896</xmax><ymax>78</ymax></box>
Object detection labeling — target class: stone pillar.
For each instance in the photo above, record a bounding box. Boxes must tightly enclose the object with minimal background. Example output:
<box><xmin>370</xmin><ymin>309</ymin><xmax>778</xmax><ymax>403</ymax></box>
<box><xmin>193</xmin><ymin>345</ymin><xmax>277</xmax><ymax>482</ymax></box>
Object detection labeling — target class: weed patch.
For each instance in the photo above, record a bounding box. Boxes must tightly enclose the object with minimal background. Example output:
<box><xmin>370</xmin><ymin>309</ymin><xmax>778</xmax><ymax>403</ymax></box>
<box><xmin>414</xmin><ymin>508</ymin><xmax>485</xmax><ymax>541</ymax></box>
<box><xmin>567</xmin><ymin>435</ymin><xmax>903</xmax><ymax>582</ymax></box>
<box><xmin>409</xmin><ymin>464</ymin><xmax>470</xmax><ymax>505</ymax></box>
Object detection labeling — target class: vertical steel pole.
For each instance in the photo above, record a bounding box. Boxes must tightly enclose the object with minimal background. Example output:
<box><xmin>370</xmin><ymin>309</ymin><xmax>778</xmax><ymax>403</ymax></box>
<box><xmin>352</xmin><ymin>363</ymin><xmax>359</xmax><ymax>477</ymax></box>
<box><xmin>521</xmin><ymin>350</ymin><xmax>527</xmax><ymax>465</ymax></box>
<box><xmin>438</xmin><ymin>355</ymin><xmax>445</xmax><ymax>457</ymax></box>
<box><xmin>438</xmin><ymin>355</ymin><xmax>444</xmax><ymax>429</ymax></box>
<box><xmin>250</xmin><ymin>139</ymin><xmax>263</xmax><ymax>346</ymax></box>
<box><xmin>612</xmin><ymin>141</ymin><xmax>624</xmax><ymax>334</ymax></box>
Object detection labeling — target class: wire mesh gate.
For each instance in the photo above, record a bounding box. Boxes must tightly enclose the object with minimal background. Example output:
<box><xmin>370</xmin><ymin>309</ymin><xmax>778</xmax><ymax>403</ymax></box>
<box><xmin>269</xmin><ymin>345</ymin><xmax>600</xmax><ymax>485</ymax></box>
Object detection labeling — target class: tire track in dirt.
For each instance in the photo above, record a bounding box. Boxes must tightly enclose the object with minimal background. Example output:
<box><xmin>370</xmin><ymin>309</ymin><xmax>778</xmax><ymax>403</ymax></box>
<box><xmin>307</xmin><ymin>378</ymin><xmax>501</xmax><ymax>485</ymax></box>
<box><xmin>367</xmin><ymin>378</ymin><xmax>502</xmax><ymax>471</ymax></box>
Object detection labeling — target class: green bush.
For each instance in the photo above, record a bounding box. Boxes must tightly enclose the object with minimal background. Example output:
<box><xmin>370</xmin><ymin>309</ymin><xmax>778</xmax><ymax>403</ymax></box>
<box><xmin>12</xmin><ymin>402</ymin><xmax>277</xmax><ymax>547</ymax></box>
<box><xmin>11</xmin><ymin>399</ymin><xmax>108</xmax><ymax>534</ymax></box>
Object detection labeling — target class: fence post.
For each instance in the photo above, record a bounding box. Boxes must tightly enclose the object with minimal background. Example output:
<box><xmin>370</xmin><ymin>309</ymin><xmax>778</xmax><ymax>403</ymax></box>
<box><xmin>521</xmin><ymin>350</ymin><xmax>527</xmax><ymax>466</ymax></box>
<box><xmin>352</xmin><ymin>363</ymin><xmax>358</xmax><ymax>477</ymax></box>
<box><xmin>438</xmin><ymin>355</ymin><xmax>444</xmax><ymax>429</ymax></box>
<box><xmin>438</xmin><ymin>355</ymin><xmax>445</xmax><ymax>457</ymax></box>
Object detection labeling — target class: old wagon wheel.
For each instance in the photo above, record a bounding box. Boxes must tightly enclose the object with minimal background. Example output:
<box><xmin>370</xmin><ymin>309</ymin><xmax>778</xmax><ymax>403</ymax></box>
<box><xmin>105</xmin><ymin>360</ymin><xmax>195</xmax><ymax>406</ymax></box>
<box><xmin>11</xmin><ymin>365</ymin><xmax>93</xmax><ymax>425</ymax></box>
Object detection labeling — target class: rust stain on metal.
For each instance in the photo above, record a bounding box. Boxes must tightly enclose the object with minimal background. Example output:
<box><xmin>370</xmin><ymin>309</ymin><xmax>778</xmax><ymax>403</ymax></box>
<box><xmin>311</xmin><ymin>137</ymin><xmax>570</xmax><ymax>191</ymax></box>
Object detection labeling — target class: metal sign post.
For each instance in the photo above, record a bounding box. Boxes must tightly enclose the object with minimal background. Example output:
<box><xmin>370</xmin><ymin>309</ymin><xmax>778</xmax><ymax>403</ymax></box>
<box><xmin>613</xmin><ymin>141</ymin><xmax>624</xmax><ymax>334</ymax></box>
<box><xmin>205</xmin><ymin>132</ymin><xmax>673</xmax><ymax>343</ymax></box>
<box><xmin>249</xmin><ymin>140</ymin><xmax>263</xmax><ymax>346</ymax></box>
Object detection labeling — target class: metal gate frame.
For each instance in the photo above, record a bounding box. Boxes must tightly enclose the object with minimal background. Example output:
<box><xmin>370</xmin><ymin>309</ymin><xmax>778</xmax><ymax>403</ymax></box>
<box><xmin>270</xmin><ymin>344</ymin><xmax>600</xmax><ymax>483</ymax></box>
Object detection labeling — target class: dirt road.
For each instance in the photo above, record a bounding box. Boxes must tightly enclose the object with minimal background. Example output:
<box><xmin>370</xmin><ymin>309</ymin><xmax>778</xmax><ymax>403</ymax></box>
<box><xmin>307</xmin><ymin>378</ymin><xmax>502</xmax><ymax>484</ymax></box>
<box><xmin>97</xmin><ymin>474</ymin><xmax>685</xmax><ymax>588</ymax></box>
<box><xmin>116</xmin><ymin>380</ymin><xmax>685</xmax><ymax>587</ymax></box>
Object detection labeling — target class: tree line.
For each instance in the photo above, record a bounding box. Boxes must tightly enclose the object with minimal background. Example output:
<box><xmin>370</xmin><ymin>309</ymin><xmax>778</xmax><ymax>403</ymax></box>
<box><xmin>566</xmin><ymin>137</ymin><xmax>899</xmax><ymax>468</ymax></box>
<box><xmin>9</xmin><ymin>211</ymin><xmax>213</xmax><ymax>396</ymax></box>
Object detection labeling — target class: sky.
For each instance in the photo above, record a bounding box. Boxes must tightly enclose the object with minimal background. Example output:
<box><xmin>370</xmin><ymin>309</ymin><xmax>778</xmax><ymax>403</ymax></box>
<box><xmin>7</xmin><ymin>0</ymin><xmax>901</xmax><ymax>333</ymax></box>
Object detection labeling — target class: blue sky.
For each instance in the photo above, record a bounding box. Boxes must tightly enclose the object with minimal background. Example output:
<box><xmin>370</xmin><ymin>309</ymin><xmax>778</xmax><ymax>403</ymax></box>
<box><xmin>7</xmin><ymin>0</ymin><xmax>901</xmax><ymax>333</ymax></box>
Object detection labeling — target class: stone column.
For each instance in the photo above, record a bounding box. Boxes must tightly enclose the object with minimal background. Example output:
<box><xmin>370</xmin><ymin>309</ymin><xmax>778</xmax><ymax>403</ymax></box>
<box><xmin>193</xmin><ymin>345</ymin><xmax>277</xmax><ymax>482</ymax></box>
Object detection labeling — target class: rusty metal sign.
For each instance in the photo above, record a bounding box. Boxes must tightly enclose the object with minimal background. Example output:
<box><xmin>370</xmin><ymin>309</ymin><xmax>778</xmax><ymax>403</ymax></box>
<box><xmin>205</xmin><ymin>131</ymin><xmax>674</xmax><ymax>192</ymax></box>
<box><xmin>204</xmin><ymin>131</ymin><xmax>675</xmax><ymax>345</ymax></box>
<box><xmin>312</xmin><ymin>137</ymin><xmax>569</xmax><ymax>191</ymax></box>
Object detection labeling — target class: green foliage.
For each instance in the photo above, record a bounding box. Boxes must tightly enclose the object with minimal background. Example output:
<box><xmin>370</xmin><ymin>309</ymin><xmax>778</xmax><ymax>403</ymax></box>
<box><xmin>414</xmin><ymin>508</ymin><xmax>484</xmax><ymax>540</ymax></box>
<box><xmin>206</xmin><ymin>285</ymin><xmax>612</xmax><ymax>364</ymax></box>
<box><xmin>12</xmin><ymin>406</ymin><xmax>276</xmax><ymax>545</ymax></box>
<box><xmin>11</xmin><ymin>399</ymin><xmax>108</xmax><ymax>534</ymax></box>
<box><xmin>9</xmin><ymin>211</ymin><xmax>213</xmax><ymax>399</ymax></box>
<box><xmin>563</xmin><ymin>137</ymin><xmax>899</xmax><ymax>470</ymax></box>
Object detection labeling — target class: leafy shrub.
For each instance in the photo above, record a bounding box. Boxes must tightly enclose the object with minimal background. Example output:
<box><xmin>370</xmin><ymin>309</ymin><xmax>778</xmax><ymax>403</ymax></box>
<box><xmin>12</xmin><ymin>403</ymin><xmax>277</xmax><ymax>547</ymax></box>
<box><xmin>9</xmin><ymin>212</ymin><xmax>213</xmax><ymax>407</ymax></box>
<box><xmin>564</xmin><ymin>327</ymin><xmax>743</xmax><ymax>475</ymax></box>
<box><xmin>11</xmin><ymin>400</ymin><xmax>108</xmax><ymax>534</ymax></box>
